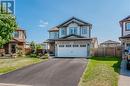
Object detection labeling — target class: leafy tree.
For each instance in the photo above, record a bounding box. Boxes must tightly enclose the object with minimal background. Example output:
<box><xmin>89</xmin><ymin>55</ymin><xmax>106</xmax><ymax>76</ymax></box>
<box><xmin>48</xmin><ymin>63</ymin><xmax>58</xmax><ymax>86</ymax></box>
<box><xmin>36</xmin><ymin>44</ymin><xmax>43</xmax><ymax>49</ymax></box>
<box><xmin>0</xmin><ymin>6</ymin><xmax>18</xmax><ymax>48</ymax></box>
<box><xmin>30</xmin><ymin>41</ymin><xmax>36</xmax><ymax>53</ymax></box>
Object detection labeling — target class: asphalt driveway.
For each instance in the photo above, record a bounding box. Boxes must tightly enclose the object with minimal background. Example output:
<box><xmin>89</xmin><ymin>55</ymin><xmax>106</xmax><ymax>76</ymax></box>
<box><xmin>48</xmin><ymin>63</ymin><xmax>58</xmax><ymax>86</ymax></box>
<box><xmin>0</xmin><ymin>58</ymin><xmax>87</xmax><ymax>86</ymax></box>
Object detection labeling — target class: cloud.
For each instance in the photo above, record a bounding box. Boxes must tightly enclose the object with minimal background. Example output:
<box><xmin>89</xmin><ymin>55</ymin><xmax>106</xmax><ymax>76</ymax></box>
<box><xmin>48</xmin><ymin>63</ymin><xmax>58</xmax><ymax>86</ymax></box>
<box><xmin>38</xmin><ymin>20</ymin><xmax>48</xmax><ymax>28</ymax></box>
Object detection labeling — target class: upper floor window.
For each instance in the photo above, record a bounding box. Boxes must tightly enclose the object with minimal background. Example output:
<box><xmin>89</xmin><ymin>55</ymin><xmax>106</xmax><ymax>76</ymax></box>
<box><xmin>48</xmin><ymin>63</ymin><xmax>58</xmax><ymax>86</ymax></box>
<box><xmin>69</xmin><ymin>27</ymin><xmax>77</xmax><ymax>35</ymax></box>
<box><xmin>126</xmin><ymin>22</ymin><xmax>130</xmax><ymax>31</ymax></box>
<box><xmin>54</xmin><ymin>32</ymin><xmax>58</xmax><ymax>38</ymax></box>
<box><xmin>50</xmin><ymin>32</ymin><xmax>58</xmax><ymax>39</ymax></box>
<box><xmin>61</xmin><ymin>28</ymin><xmax>66</xmax><ymax>35</ymax></box>
<box><xmin>14</xmin><ymin>32</ymin><xmax>19</xmax><ymax>38</ymax></box>
<box><xmin>82</xmin><ymin>27</ymin><xmax>87</xmax><ymax>34</ymax></box>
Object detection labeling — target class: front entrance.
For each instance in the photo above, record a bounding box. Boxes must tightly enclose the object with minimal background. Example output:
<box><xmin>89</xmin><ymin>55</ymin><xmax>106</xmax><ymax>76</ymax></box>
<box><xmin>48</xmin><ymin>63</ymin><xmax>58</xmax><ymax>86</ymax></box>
<box><xmin>11</xmin><ymin>44</ymin><xmax>16</xmax><ymax>54</ymax></box>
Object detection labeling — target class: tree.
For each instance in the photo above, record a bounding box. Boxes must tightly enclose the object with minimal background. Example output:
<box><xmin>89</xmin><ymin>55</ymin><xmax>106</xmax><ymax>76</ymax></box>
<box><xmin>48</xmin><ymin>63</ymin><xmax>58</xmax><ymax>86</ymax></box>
<box><xmin>30</xmin><ymin>41</ymin><xmax>36</xmax><ymax>53</ymax></box>
<box><xmin>36</xmin><ymin>44</ymin><xmax>43</xmax><ymax>50</ymax></box>
<box><xmin>0</xmin><ymin>6</ymin><xmax>18</xmax><ymax>47</ymax></box>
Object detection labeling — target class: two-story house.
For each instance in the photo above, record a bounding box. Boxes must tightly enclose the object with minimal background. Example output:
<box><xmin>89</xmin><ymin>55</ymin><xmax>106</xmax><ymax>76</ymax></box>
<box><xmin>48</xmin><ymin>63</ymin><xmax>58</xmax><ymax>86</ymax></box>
<box><xmin>46</xmin><ymin>17</ymin><xmax>96</xmax><ymax>58</ymax></box>
<box><xmin>119</xmin><ymin>15</ymin><xmax>130</xmax><ymax>57</ymax></box>
<box><xmin>3</xmin><ymin>29</ymin><xmax>26</xmax><ymax>55</ymax></box>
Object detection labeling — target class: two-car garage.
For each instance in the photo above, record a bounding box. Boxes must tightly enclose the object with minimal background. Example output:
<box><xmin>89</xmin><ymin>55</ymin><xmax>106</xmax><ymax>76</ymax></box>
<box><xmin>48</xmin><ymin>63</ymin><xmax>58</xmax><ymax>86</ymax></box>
<box><xmin>55</xmin><ymin>41</ymin><xmax>90</xmax><ymax>58</ymax></box>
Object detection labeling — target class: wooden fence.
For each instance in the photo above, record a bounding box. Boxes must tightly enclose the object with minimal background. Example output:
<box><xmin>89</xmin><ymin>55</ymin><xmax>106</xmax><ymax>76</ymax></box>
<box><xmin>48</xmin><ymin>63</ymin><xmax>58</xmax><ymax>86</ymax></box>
<box><xmin>92</xmin><ymin>47</ymin><xmax>122</xmax><ymax>57</ymax></box>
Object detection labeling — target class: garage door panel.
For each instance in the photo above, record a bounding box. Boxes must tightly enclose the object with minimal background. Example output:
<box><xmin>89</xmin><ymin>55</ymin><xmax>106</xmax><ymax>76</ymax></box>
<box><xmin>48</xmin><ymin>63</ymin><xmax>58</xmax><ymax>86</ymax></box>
<box><xmin>57</xmin><ymin>45</ymin><xmax>87</xmax><ymax>57</ymax></box>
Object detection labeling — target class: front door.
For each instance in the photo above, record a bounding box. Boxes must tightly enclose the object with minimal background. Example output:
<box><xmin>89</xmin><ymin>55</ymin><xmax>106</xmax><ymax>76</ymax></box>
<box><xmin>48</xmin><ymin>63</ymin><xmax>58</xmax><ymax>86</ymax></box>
<box><xmin>11</xmin><ymin>44</ymin><xmax>16</xmax><ymax>54</ymax></box>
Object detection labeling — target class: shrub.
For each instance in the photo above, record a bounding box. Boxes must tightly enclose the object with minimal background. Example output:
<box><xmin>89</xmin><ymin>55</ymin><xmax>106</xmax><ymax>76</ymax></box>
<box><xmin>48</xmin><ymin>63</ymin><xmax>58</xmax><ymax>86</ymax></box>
<box><xmin>30</xmin><ymin>54</ymin><xmax>37</xmax><ymax>58</ymax></box>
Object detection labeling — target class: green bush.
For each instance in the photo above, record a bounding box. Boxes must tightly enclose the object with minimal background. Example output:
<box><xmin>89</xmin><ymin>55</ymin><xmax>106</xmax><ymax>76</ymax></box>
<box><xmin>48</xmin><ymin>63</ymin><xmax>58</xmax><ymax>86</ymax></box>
<box><xmin>30</xmin><ymin>54</ymin><xmax>37</xmax><ymax>58</ymax></box>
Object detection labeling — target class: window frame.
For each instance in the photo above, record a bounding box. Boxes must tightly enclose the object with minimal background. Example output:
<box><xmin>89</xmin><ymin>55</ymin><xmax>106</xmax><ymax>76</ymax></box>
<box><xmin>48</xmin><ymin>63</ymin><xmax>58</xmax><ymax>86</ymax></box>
<box><xmin>125</xmin><ymin>22</ymin><xmax>130</xmax><ymax>31</ymax></box>
<box><xmin>82</xmin><ymin>27</ymin><xmax>87</xmax><ymax>34</ymax></box>
<box><xmin>49</xmin><ymin>32</ymin><xmax>58</xmax><ymax>39</ymax></box>
<box><xmin>14</xmin><ymin>32</ymin><xmax>19</xmax><ymax>38</ymax></box>
<box><xmin>61</xmin><ymin>28</ymin><xmax>66</xmax><ymax>35</ymax></box>
<box><xmin>69</xmin><ymin>27</ymin><xmax>77</xmax><ymax>35</ymax></box>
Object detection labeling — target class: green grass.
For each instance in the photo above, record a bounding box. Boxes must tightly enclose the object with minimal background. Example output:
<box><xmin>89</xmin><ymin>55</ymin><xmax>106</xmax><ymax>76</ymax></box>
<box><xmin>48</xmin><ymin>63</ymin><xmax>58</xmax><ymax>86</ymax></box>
<box><xmin>79</xmin><ymin>56</ymin><xmax>121</xmax><ymax>86</ymax></box>
<box><xmin>0</xmin><ymin>56</ymin><xmax>46</xmax><ymax>74</ymax></box>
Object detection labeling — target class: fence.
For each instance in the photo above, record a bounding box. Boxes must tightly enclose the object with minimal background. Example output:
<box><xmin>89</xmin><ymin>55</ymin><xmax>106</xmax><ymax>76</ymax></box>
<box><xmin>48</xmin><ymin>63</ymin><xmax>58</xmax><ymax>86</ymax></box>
<box><xmin>92</xmin><ymin>47</ymin><xmax>122</xmax><ymax>57</ymax></box>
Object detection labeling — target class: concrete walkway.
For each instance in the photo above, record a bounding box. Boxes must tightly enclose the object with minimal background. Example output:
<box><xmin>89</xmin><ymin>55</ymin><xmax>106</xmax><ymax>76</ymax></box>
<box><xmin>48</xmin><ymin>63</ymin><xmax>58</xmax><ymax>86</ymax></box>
<box><xmin>118</xmin><ymin>60</ymin><xmax>130</xmax><ymax>86</ymax></box>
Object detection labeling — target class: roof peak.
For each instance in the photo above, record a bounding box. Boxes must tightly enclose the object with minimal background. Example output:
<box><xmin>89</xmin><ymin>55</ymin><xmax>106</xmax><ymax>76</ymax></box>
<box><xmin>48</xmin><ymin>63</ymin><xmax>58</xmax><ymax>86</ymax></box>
<box><xmin>57</xmin><ymin>17</ymin><xmax>92</xmax><ymax>28</ymax></box>
<box><xmin>120</xmin><ymin>15</ymin><xmax>130</xmax><ymax>22</ymax></box>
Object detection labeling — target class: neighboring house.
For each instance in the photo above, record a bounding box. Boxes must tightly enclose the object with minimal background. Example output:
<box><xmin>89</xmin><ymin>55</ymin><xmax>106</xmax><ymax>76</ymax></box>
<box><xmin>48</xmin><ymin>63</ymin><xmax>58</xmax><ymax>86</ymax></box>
<box><xmin>45</xmin><ymin>17</ymin><xmax>96</xmax><ymax>58</ymax></box>
<box><xmin>25</xmin><ymin>42</ymin><xmax>30</xmax><ymax>49</ymax></box>
<box><xmin>3</xmin><ymin>29</ymin><xmax>26</xmax><ymax>55</ymax></box>
<box><xmin>119</xmin><ymin>15</ymin><xmax>130</xmax><ymax>57</ymax></box>
<box><xmin>100</xmin><ymin>40</ymin><xmax>120</xmax><ymax>47</ymax></box>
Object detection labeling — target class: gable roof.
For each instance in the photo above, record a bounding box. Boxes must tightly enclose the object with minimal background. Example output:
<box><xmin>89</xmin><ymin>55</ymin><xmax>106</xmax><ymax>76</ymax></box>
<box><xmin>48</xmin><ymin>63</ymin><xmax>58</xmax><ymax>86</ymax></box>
<box><xmin>120</xmin><ymin>15</ymin><xmax>130</xmax><ymax>22</ymax></box>
<box><xmin>57</xmin><ymin>17</ymin><xmax>92</xmax><ymax>28</ymax></box>
<box><xmin>48</xmin><ymin>17</ymin><xmax>92</xmax><ymax>32</ymax></box>
<box><xmin>100</xmin><ymin>40</ymin><xmax>120</xmax><ymax>45</ymax></box>
<box><xmin>120</xmin><ymin>15</ymin><xmax>130</xmax><ymax>26</ymax></box>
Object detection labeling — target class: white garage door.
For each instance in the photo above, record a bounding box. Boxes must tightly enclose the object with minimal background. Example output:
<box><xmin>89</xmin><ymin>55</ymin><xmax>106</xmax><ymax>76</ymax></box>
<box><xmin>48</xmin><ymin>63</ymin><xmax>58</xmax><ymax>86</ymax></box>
<box><xmin>57</xmin><ymin>44</ymin><xmax>87</xmax><ymax>57</ymax></box>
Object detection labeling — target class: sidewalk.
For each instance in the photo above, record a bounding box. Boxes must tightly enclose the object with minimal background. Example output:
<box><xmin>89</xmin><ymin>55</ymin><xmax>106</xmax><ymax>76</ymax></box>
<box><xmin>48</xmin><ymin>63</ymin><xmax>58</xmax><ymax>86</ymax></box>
<box><xmin>118</xmin><ymin>60</ymin><xmax>130</xmax><ymax>86</ymax></box>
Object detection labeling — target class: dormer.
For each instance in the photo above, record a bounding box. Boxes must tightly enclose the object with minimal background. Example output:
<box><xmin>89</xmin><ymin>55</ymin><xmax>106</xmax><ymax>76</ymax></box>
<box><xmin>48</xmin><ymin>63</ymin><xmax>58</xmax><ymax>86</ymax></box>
<box><xmin>120</xmin><ymin>15</ymin><xmax>130</xmax><ymax>36</ymax></box>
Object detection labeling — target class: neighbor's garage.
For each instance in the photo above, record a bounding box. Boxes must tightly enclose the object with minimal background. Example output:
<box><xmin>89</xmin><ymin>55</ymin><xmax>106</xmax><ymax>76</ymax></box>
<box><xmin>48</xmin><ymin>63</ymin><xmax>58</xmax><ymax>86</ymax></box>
<box><xmin>56</xmin><ymin>43</ymin><xmax>88</xmax><ymax>57</ymax></box>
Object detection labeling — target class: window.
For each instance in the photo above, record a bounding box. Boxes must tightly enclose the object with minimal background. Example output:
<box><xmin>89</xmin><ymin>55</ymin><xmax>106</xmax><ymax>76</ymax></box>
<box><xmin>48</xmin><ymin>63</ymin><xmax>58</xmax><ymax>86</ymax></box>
<box><xmin>82</xmin><ymin>28</ymin><xmax>87</xmax><ymax>34</ymax></box>
<box><xmin>54</xmin><ymin>32</ymin><xmax>58</xmax><ymax>39</ymax></box>
<box><xmin>69</xmin><ymin>27</ymin><xmax>77</xmax><ymax>35</ymax></box>
<box><xmin>66</xmin><ymin>45</ymin><xmax>71</xmax><ymax>47</ymax></box>
<box><xmin>69</xmin><ymin>27</ymin><xmax>73</xmax><ymax>34</ymax></box>
<box><xmin>74</xmin><ymin>28</ymin><xmax>77</xmax><ymax>34</ymax></box>
<box><xmin>80</xmin><ymin>45</ymin><xmax>86</xmax><ymax>47</ymax></box>
<box><xmin>14</xmin><ymin>32</ymin><xmax>19</xmax><ymax>38</ymax></box>
<box><xmin>61</xmin><ymin>28</ymin><xmax>66</xmax><ymax>35</ymax></box>
<box><xmin>59</xmin><ymin>45</ymin><xmax>64</xmax><ymax>47</ymax></box>
<box><xmin>126</xmin><ymin>22</ymin><xmax>130</xmax><ymax>30</ymax></box>
<box><xmin>73</xmin><ymin>45</ymin><xmax>79</xmax><ymax>47</ymax></box>
<box><xmin>50</xmin><ymin>32</ymin><xmax>58</xmax><ymax>39</ymax></box>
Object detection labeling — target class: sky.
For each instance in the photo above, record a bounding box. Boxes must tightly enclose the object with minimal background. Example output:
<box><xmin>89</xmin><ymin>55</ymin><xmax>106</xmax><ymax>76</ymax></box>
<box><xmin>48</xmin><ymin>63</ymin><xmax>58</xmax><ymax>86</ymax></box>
<box><xmin>15</xmin><ymin>0</ymin><xmax>130</xmax><ymax>43</ymax></box>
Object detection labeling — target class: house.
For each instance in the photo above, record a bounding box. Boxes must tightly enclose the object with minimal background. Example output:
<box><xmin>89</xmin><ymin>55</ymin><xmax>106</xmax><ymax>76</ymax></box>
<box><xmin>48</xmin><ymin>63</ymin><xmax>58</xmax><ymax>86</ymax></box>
<box><xmin>119</xmin><ymin>15</ymin><xmax>130</xmax><ymax>57</ymax></box>
<box><xmin>100</xmin><ymin>40</ymin><xmax>120</xmax><ymax>47</ymax></box>
<box><xmin>45</xmin><ymin>17</ymin><xmax>96</xmax><ymax>58</ymax></box>
<box><xmin>3</xmin><ymin>29</ymin><xmax>26</xmax><ymax>55</ymax></box>
<box><xmin>25</xmin><ymin>42</ymin><xmax>30</xmax><ymax>49</ymax></box>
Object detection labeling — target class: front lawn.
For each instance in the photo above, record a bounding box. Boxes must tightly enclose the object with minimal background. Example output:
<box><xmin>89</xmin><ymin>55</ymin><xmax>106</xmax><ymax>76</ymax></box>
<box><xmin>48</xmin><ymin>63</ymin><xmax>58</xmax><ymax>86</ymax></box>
<box><xmin>0</xmin><ymin>57</ymin><xmax>46</xmax><ymax>74</ymax></box>
<box><xmin>79</xmin><ymin>56</ymin><xmax>121</xmax><ymax>86</ymax></box>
